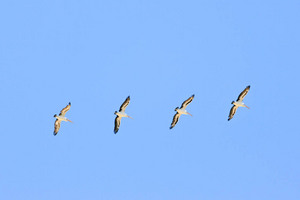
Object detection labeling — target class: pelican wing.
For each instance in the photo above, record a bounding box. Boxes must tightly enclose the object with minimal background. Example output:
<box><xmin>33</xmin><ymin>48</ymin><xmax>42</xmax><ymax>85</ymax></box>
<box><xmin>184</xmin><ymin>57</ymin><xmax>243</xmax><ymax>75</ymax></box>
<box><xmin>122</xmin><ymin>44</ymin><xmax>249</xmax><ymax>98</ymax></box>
<box><xmin>119</xmin><ymin>96</ymin><xmax>130</xmax><ymax>112</ymax></box>
<box><xmin>54</xmin><ymin>119</ymin><xmax>61</xmax><ymax>136</ymax></box>
<box><xmin>59</xmin><ymin>102</ymin><xmax>71</xmax><ymax>117</ymax></box>
<box><xmin>237</xmin><ymin>86</ymin><xmax>250</xmax><ymax>102</ymax></box>
<box><xmin>228</xmin><ymin>105</ymin><xmax>237</xmax><ymax>121</ymax></box>
<box><xmin>170</xmin><ymin>113</ymin><xmax>181</xmax><ymax>129</ymax></box>
<box><xmin>180</xmin><ymin>94</ymin><xmax>195</xmax><ymax>109</ymax></box>
<box><xmin>114</xmin><ymin>116</ymin><xmax>121</xmax><ymax>134</ymax></box>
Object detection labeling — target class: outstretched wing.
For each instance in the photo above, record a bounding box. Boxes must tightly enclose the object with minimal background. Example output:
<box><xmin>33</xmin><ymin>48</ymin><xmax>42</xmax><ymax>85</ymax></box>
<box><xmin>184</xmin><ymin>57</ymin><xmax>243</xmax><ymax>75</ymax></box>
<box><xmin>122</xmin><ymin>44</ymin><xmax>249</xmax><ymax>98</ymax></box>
<box><xmin>59</xmin><ymin>102</ymin><xmax>71</xmax><ymax>117</ymax></box>
<box><xmin>119</xmin><ymin>96</ymin><xmax>130</xmax><ymax>112</ymax></box>
<box><xmin>180</xmin><ymin>94</ymin><xmax>195</xmax><ymax>109</ymax></box>
<box><xmin>170</xmin><ymin>113</ymin><xmax>181</xmax><ymax>129</ymax></box>
<box><xmin>237</xmin><ymin>86</ymin><xmax>250</xmax><ymax>102</ymax></box>
<box><xmin>114</xmin><ymin>116</ymin><xmax>121</xmax><ymax>134</ymax></box>
<box><xmin>54</xmin><ymin>119</ymin><xmax>61</xmax><ymax>136</ymax></box>
<box><xmin>228</xmin><ymin>105</ymin><xmax>237</xmax><ymax>121</ymax></box>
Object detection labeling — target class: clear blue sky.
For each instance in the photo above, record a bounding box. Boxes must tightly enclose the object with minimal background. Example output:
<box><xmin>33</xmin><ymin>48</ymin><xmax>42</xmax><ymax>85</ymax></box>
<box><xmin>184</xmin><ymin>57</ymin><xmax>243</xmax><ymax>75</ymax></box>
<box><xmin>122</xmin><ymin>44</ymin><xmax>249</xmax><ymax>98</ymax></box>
<box><xmin>1</xmin><ymin>0</ymin><xmax>300</xmax><ymax>199</ymax></box>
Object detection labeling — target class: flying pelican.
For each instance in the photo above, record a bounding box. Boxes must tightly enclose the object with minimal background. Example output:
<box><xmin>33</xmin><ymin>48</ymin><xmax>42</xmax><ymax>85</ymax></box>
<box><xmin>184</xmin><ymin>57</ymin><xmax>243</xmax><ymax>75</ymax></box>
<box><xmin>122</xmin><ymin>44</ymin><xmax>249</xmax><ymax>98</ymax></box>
<box><xmin>228</xmin><ymin>85</ymin><xmax>250</xmax><ymax>121</ymax></box>
<box><xmin>53</xmin><ymin>102</ymin><xmax>73</xmax><ymax>136</ymax></box>
<box><xmin>170</xmin><ymin>94</ymin><xmax>195</xmax><ymax>129</ymax></box>
<box><xmin>114</xmin><ymin>96</ymin><xmax>132</xmax><ymax>134</ymax></box>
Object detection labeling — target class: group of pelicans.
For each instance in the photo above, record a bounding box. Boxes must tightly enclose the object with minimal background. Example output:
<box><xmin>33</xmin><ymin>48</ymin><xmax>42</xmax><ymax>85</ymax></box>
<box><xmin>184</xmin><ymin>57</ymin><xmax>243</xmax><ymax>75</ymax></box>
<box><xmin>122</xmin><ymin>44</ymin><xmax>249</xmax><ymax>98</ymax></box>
<box><xmin>53</xmin><ymin>85</ymin><xmax>251</xmax><ymax>135</ymax></box>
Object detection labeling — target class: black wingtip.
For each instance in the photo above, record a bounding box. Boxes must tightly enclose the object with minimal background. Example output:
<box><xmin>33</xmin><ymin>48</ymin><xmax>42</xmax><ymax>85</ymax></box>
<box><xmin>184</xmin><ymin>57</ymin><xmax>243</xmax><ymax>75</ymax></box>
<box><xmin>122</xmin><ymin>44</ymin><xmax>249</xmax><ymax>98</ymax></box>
<box><xmin>69</xmin><ymin>102</ymin><xmax>71</xmax><ymax>105</ymax></box>
<box><xmin>53</xmin><ymin>132</ymin><xmax>57</xmax><ymax>136</ymax></box>
<box><xmin>192</xmin><ymin>94</ymin><xmax>195</xmax><ymax>97</ymax></box>
<box><xmin>170</xmin><ymin>126</ymin><xmax>173</xmax><ymax>129</ymax></box>
<box><xmin>247</xmin><ymin>85</ymin><xmax>250</xmax><ymax>88</ymax></box>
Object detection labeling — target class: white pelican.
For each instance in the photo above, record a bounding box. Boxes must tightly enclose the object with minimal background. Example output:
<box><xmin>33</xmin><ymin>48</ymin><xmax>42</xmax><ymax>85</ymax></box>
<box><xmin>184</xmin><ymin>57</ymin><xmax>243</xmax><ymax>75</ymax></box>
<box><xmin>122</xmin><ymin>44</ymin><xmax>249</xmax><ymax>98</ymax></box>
<box><xmin>170</xmin><ymin>94</ymin><xmax>194</xmax><ymax>129</ymax></box>
<box><xmin>53</xmin><ymin>102</ymin><xmax>73</xmax><ymax>136</ymax></box>
<box><xmin>114</xmin><ymin>96</ymin><xmax>132</xmax><ymax>134</ymax></box>
<box><xmin>228</xmin><ymin>85</ymin><xmax>250</xmax><ymax>121</ymax></box>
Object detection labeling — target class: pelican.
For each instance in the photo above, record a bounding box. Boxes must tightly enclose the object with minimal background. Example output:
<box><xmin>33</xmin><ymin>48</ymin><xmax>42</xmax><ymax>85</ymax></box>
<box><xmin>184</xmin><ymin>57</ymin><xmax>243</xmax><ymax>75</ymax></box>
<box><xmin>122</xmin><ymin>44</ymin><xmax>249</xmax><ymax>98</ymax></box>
<box><xmin>228</xmin><ymin>85</ymin><xmax>250</xmax><ymax>121</ymax></box>
<box><xmin>170</xmin><ymin>94</ymin><xmax>195</xmax><ymax>129</ymax></box>
<box><xmin>114</xmin><ymin>96</ymin><xmax>132</xmax><ymax>134</ymax></box>
<box><xmin>53</xmin><ymin>102</ymin><xmax>73</xmax><ymax>136</ymax></box>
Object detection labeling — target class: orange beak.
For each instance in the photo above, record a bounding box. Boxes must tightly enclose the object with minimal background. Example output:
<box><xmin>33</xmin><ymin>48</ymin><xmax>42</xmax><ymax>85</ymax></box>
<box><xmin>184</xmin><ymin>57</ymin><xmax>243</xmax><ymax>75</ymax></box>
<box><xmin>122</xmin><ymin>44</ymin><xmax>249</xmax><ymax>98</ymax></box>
<box><xmin>67</xmin><ymin>119</ymin><xmax>73</xmax><ymax>123</ymax></box>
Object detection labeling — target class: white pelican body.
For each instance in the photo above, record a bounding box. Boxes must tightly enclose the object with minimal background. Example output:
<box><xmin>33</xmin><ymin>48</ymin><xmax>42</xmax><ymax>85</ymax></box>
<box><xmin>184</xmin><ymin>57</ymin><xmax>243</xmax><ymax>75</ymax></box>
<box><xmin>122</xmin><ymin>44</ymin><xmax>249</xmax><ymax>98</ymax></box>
<box><xmin>228</xmin><ymin>85</ymin><xmax>250</xmax><ymax>121</ymax></box>
<box><xmin>170</xmin><ymin>94</ymin><xmax>194</xmax><ymax>129</ymax></box>
<box><xmin>114</xmin><ymin>96</ymin><xmax>132</xmax><ymax>134</ymax></box>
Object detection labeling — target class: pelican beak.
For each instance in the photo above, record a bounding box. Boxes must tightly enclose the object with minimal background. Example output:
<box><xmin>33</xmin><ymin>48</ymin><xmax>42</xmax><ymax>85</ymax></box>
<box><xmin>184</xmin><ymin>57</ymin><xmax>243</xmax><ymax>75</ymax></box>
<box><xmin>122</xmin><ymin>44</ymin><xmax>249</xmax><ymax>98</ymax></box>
<box><xmin>187</xmin><ymin>112</ymin><xmax>192</xmax><ymax>116</ymax></box>
<box><xmin>67</xmin><ymin>119</ymin><xmax>73</xmax><ymax>123</ymax></box>
<box><xmin>245</xmin><ymin>105</ymin><xmax>250</xmax><ymax>109</ymax></box>
<box><xmin>128</xmin><ymin>115</ymin><xmax>133</xmax><ymax>119</ymax></box>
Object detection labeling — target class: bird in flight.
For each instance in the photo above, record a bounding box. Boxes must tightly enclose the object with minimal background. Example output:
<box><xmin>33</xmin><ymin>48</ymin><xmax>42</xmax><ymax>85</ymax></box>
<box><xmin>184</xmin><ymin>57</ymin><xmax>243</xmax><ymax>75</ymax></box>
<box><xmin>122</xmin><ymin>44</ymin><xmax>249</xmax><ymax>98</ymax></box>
<box><xmin>53</xmin><ymin>102</ymin><xmax>73</xmax><ymax>136</ymax></box>
<box><xmin>170</xmin><ymin>94</ymin><xmax>195</xmax><ymax>129</ymax></box>
<box><xmin>228</xmin><ymin>85</ymin><xmax>250</xmax><ymax>121</ymax></box>
<box><xmin>114</xmin><ymin>96</ymin><xmax>132</xmax><ymax>134</ymax></box>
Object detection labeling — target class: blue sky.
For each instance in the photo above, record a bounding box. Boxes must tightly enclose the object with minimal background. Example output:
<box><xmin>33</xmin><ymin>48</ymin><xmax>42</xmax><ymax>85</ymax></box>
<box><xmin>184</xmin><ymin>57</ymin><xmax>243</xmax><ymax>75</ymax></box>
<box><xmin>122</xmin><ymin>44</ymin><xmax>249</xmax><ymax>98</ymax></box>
<box><xmin>1</xmin><ymin>0</ymin><xmax>300</xmax><ymax>199</ymax></box>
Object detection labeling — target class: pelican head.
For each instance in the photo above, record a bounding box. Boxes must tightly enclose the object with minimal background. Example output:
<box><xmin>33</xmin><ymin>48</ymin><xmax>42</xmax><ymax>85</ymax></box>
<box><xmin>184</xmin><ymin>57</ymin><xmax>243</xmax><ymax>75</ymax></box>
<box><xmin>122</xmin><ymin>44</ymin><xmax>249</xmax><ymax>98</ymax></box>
<box><xmin>174</xmin><ymin>107</ymin><xmax>179</xmax><ymax>111</ymax></box>
<box><xmin>231</xmin><ymin>101</ymin><xmax>235</xmax><ymax>104</ymax></box>
<box><xmin>53</xmin><ymin>114</ymin><xmax>57</xmax><ymax>117</ymax></box>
